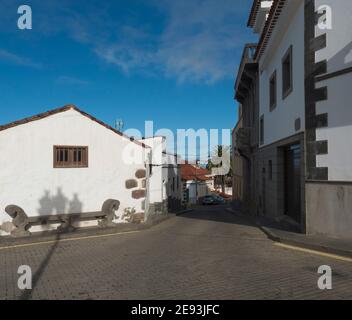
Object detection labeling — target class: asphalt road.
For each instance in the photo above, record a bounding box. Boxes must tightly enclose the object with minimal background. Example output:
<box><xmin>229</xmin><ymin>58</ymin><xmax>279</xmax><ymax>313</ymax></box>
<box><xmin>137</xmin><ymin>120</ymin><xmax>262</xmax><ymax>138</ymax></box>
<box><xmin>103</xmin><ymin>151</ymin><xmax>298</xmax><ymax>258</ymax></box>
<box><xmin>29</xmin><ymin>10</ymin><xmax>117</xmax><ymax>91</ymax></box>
<box><xmin>0</xmin><ymin>205</ymin><xmax>351</xmax><ymax>300</ymax></box>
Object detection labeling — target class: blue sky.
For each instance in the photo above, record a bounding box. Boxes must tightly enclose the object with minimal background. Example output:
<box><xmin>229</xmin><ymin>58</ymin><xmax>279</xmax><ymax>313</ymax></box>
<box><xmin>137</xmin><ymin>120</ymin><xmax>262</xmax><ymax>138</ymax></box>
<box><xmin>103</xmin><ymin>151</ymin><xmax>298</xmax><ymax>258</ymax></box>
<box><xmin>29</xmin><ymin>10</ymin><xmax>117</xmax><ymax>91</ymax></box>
<box><xmin>0</xmin><ymin>0</ymin><xmax>256</xmax><ymax>155</ymax></box>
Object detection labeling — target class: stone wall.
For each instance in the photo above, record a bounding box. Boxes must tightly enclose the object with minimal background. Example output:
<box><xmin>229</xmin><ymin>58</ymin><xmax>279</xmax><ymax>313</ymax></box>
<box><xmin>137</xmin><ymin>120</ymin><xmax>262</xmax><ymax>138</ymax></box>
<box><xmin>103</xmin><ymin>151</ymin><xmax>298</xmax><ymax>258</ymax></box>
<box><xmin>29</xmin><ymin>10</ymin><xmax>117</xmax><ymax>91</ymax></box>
<box><xmin>306</xmin><ymin>182</ymin><xmax>352</xmax><ymax>239</ymax></box>
<box><xmin>256</xmin><ymin>133</ymin><xmax>306</xmax><ymax>232</ymax></box>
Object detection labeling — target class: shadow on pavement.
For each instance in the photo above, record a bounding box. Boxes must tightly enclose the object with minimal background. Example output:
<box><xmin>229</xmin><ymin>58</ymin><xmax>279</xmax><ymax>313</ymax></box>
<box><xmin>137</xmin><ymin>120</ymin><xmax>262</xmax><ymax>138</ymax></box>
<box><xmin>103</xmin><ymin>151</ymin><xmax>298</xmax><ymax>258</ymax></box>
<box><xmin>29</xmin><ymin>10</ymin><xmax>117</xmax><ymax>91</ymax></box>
<box><xmin>178</xmin><ymin>204</ymin><xmax>256</xmax><ymax>228</ymax></box>
<box><xmin>20</xmin><ymin>233</ymin><xmax>61</xmax><ymax>300</ymax></box>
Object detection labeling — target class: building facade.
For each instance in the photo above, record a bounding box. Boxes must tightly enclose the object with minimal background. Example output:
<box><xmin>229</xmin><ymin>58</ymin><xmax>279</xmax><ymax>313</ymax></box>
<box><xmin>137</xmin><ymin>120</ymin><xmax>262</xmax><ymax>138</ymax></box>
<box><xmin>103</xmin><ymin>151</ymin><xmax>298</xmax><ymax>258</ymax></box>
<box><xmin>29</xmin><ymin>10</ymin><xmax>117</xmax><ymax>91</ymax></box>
<box><xmin>138</xmin><ymin>137</ymin><xmax>182</xmax><ymax>214</ymax></box>
<box><xmin>181</xmin><ymin>163</ymin><xmax>213</xmax><ymax>206</ymax></box>
<box><xmin>0</xmin><ymin>105</ymin><xmax>176</xmax><ymax>236</ymax></box>
<box><xmin>234</xmin><ymin>0</ymin><xmax>352</xmax><ymax>238</ymax></box>
<box><xmin>232</xmin><ymin>111</ymin><xmax>244</xmax><ymax>201</ymax></box>
<box><xmin>234</xmin><ymin>43</ymin><xmax>259</xmax><ymax>214</ymax></box>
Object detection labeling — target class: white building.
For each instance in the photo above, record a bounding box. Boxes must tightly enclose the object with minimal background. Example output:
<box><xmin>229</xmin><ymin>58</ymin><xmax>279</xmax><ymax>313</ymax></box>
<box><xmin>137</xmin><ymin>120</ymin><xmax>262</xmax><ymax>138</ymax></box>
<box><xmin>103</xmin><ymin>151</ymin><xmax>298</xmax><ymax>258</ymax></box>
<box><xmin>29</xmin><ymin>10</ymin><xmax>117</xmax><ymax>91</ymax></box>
<box><xmin>0</xmin><ymin>105</ymin><xmax>176</xmax><ymax>236</ymax></box>
<box><xmin>138</xmin><ymin>136</ymin><xmax>182</xmax><ymax>213</ymax></box>
<box><xmin>235</xmin><ymin>0</ymin><xmax>352</xmax><ymax>239</ymax></box>
<box><xmin>181</xmin><ymin>163</ymin><xmax>213</xmax><ymax>205</ymax></box>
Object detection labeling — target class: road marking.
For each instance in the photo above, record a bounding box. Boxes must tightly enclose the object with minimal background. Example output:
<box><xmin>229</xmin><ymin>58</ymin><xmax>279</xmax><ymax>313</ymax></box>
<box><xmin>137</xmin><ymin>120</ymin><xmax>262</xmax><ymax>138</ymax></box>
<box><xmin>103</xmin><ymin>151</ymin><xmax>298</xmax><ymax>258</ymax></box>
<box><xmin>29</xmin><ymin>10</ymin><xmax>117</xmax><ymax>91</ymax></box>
<box><xmin>0</xmin><ymin>230</ymin><xmax>141</xmax><ymax>251</ymax></box>
<box><xmin>274</xmin><ymin>242</ymin><xmax>352</xmax><ymax>263</ymax></box>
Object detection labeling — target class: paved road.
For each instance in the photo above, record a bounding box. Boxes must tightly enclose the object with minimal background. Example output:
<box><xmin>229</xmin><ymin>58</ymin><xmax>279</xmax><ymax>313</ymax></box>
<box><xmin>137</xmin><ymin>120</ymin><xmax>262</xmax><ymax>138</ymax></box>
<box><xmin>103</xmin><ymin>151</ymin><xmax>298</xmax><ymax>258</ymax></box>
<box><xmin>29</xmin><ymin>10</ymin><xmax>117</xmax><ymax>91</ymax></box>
<box><xmin>0</xmin><ymin>205</ymin><xmax>351</xmax><ymax>300</ymax></box>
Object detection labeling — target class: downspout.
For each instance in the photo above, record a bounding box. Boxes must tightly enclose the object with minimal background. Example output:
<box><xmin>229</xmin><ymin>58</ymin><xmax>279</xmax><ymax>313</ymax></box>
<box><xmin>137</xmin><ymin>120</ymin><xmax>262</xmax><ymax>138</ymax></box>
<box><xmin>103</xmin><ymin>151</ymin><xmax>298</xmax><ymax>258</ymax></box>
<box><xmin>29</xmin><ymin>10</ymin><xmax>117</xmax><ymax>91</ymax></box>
<box><xmin>145</xmin><ymin>149</ymin><xmax>152</xmax><ymax>222</ymax></box>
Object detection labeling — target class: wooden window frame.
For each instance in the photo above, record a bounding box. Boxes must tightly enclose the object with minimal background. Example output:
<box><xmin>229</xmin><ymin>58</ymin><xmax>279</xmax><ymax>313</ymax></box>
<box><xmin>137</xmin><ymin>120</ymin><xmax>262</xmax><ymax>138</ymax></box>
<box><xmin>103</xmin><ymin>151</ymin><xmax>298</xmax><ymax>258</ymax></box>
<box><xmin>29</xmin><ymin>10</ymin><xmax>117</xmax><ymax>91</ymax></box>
<box><xmin>269</xmin><ymin>70</ymin><xmax>277</xmax><ymax>111</ymax></box>
<box><xmin>53</xmin><ymin>146</ymin><xmax>89</xmax><ymax>168</ymax></box>
<box><xmin>282</xmin><ymin>45</ymin><xmax>293</xmax><ymax>99</ymax></box>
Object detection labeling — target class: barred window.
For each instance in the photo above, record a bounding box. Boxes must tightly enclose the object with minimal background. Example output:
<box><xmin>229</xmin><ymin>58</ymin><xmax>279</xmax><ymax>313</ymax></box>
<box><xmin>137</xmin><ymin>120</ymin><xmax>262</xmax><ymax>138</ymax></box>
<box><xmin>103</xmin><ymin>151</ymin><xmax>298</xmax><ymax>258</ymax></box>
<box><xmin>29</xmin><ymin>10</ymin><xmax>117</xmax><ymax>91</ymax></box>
<box><xmin>269</xmin><ymin>71</ymin><xmax>277</xmax><ymax>111</ymax></box>
<box><xmin>54</xmin><ymin>146</ymin><xmax>88</xmax><ymax>168</ymax></box>
<box><xmin>282</xmin><ymin>45</ymin><xmax>293</xmax><ymax>99</ymax></box>
<box><xmin>260</xmin><ymin>115</ymin><xmax>264</xmax><ymax>145</ymax></box>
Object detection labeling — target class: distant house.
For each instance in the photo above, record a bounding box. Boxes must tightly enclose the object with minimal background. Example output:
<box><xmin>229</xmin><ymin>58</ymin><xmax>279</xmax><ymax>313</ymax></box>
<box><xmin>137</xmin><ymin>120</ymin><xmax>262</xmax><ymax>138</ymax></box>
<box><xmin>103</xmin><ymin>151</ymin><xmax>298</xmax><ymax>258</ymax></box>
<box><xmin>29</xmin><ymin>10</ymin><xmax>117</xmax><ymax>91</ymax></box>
<box><xmin>0</xmin><ymin>105</ymin><xmax>178</xmax><ymax>236</ymax></box>
<box><xmin>180</xmin><ymin>163</ymin><xmax>213</xmax><ymax>205</ymax></box>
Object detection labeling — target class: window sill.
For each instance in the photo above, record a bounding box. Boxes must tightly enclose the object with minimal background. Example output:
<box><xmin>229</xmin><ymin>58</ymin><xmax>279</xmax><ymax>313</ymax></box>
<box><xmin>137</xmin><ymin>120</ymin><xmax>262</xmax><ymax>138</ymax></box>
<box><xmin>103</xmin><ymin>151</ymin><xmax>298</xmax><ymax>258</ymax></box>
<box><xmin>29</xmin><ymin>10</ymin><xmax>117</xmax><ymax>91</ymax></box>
<box><xmin>282</xmin><ymin>87</ymin><xmax>293</xmax><ymax>100</ymax></box>
<box><xmin>53</xmin><ymin>166</ymin><xmax>89</xmax><ymax>169</ymax></box>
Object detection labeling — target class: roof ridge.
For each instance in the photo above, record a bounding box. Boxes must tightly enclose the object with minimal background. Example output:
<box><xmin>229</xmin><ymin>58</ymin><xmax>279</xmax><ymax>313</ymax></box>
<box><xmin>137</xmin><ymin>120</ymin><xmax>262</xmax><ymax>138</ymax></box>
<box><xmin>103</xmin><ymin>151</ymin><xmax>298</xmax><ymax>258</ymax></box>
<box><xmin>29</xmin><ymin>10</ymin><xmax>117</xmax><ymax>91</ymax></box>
<box><xmin>0</xmin><ymin>104</ymin><xmax>149</xmax><ymax>149</ymax></box>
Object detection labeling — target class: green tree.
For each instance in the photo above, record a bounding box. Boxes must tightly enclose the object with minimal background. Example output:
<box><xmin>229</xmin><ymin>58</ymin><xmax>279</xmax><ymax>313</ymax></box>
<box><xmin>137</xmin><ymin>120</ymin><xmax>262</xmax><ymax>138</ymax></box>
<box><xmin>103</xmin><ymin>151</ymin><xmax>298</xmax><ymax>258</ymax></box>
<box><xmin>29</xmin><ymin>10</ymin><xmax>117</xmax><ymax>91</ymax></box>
<box><xmin>207</xmin><ymin>145</ymin><xmax>232</xmax><ymax>193</ymax></box>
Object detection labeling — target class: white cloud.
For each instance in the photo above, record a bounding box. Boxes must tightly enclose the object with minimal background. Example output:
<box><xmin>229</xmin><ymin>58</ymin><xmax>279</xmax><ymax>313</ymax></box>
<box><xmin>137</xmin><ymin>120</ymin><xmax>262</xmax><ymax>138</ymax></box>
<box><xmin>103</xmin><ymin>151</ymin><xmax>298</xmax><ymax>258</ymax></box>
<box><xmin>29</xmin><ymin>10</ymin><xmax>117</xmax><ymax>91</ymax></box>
<box><xmin>93</xmin><ymin>0</ymin><xmax>251</xmax><ymax>84</ymax></box>
<box><xmin>0</xmin><ymin>49</ymin><xmax>42</xmax><ymax>68</ymax></box>
<box><xmin>55</xmin><ymin>76</ymin><xmax>90</xmax><ymax>86</ymax></box>
<box><xmin>0</xmin><ymin>0</ymin><xmax>252</xmax><ymax>83</ymax></box>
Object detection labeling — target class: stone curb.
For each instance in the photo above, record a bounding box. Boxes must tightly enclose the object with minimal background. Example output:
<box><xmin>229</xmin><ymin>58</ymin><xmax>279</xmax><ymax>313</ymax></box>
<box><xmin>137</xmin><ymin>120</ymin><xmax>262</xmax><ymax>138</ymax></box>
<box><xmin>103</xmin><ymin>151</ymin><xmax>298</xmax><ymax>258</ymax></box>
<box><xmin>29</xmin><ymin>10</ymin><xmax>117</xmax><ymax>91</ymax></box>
<box><xmin>175</xmin><ymin>209</ymin><xmax>194</xmax><ymax>216</ymax></box>
<box><xmin>226</xmin><ymin>207</ymin><xmax>352</xmax><ymax>259</ymax></box>
<box><xmin>0</xmin><ymin>213</ymin><xmax>175</xmax><ymax>248</ymax></box>
<box><xmin>259</xmin><ymin>226</ymin><xmax>352</xmax><ymax>259</ymax></box>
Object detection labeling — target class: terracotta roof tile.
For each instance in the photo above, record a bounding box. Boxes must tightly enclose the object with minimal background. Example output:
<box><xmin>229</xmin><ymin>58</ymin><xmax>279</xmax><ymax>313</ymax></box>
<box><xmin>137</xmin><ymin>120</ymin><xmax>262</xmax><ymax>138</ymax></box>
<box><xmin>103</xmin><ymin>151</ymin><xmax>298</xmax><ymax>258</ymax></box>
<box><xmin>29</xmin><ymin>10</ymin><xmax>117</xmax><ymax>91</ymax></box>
<box><xmin>247</xmin><ymin>0</ymin><xmax>261</xmax><ymax>27</ymax></box>
<box><xmin>181</xmin><ymin>164</ymin><xmax>212</xmax><ymax>181</ymax></box>
<box><xmin>254</xmin><ymin>0</ymin><xmax>286</xmax><ymax>61</ymax></box>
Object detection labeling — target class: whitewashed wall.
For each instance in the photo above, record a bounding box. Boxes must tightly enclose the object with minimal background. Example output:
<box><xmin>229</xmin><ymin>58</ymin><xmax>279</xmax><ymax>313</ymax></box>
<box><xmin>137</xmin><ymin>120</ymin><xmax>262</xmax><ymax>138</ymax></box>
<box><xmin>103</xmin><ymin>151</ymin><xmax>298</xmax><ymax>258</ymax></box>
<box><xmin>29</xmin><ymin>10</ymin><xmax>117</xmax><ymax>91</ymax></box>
<box><xmin>0</xmin><ymin>109</ymin><xmax>149</xmax><ymax>235</ymax></box>
<box><xmin>138</xmin><ymin>137</ymin><xmax>182</xmax><ymax>214</ymax></box>
<box><xmin>259</xmin><ymin>0</ymin><xmax>305</xmax><ymax>146</ymax></box>
<box><xmin>139</xmin><ymin>137</ymin><xmax>164</xmax><ymax>205</ymax></box>
<box><xmin>315</xmin><ymin>0</ymin><xmax>352</xmax><ymax>73</ymax></box>
<box><xmin>315</xmin><ymin>0</ymin><xmax>352</xmax><ymax>181</ymax></box>
<box><xmin>164</xmin><ymin>153</ymin><xmax>182</xmax><ymax>201</ymax></box>
<box><xmin>185</xmin><ymin>180</ymin><xmax>212</xmax><ymax>205</ymax></box>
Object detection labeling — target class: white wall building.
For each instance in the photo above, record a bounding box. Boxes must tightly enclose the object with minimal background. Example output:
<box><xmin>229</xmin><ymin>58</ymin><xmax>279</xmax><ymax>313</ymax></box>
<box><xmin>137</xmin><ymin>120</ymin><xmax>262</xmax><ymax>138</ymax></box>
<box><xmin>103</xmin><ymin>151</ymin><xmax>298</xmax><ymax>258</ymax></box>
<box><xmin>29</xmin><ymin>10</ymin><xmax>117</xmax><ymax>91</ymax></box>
<box><xmin>138</xmin><ymin>136</ymin><xmax>182</xmax><ymax>213</ymax></box>
<box><xmin>0</xmin><ymin>105</ymin><xmax>172</xmax><ymax>236</ymax></box>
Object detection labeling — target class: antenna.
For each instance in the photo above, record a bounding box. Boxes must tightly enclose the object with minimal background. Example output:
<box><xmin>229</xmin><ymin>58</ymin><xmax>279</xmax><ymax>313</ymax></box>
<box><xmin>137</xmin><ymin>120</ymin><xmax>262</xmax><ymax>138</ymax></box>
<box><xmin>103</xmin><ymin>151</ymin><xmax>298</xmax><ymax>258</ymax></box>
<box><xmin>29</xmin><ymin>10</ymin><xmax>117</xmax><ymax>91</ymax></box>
<box><xmin>115</xmin><ymin>119</ymin><xmax>124</xmax><ymax>132</ymax></box>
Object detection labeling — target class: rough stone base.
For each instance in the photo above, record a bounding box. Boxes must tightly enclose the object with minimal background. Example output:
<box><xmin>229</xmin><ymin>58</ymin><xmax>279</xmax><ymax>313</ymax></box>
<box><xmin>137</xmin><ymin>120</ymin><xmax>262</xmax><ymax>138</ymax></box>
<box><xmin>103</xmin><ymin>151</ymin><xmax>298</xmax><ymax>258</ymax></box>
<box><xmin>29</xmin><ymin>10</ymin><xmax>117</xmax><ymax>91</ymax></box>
<box><xmin>168</xmin><ymin>197</ymin><xmax>182</xmax><ymax>212</ymax></box>
<box><xmin>149</xmin><ymin>201</ymin><xmax>168</xmax><ymax>215</ymax></box>
<box><xmin>0</xmin><ymin>221</ymin><xmax>15</xmax><ymax>234</ymax></box>
<box><xmin>306</xmin><ymin>182</ymin><xmax>352</xmax><ymax>239</ymax></box>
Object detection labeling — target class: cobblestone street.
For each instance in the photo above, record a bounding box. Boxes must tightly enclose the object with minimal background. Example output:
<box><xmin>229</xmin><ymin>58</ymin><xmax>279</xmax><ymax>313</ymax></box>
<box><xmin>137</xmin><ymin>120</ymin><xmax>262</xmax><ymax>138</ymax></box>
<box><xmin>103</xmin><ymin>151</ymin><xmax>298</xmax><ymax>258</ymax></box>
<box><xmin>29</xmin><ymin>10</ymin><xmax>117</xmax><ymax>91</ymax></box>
<box><xmin>0</xmin><ymin>206</ymin><xmax>351</xmax><ymax>300</ymax></box>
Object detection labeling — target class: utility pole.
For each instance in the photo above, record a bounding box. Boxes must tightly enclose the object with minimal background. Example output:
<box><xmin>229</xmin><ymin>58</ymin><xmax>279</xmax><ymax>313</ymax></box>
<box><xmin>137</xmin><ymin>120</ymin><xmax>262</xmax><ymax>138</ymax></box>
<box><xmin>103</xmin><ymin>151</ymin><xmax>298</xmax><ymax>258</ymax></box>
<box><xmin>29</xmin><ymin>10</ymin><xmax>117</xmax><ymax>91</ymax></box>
<box><xmin>115</xmin><ymin>119</ymin><xmax>124</xmax><ymax>132</ymax></box>
<box><xmin>195</xmin><ymin>159</ymin><xmax>199</xmax><ymax>204</ymax></box>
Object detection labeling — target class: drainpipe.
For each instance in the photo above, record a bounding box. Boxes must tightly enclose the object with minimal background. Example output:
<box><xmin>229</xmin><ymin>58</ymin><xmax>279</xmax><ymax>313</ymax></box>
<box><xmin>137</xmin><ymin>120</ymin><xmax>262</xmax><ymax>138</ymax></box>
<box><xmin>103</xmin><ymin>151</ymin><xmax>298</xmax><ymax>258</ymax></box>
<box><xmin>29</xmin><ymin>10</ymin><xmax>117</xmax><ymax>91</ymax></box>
<box><xmin>145</xmin><ymin>149</ymin><xmax>152</xmax><ymax>221</ymax></box>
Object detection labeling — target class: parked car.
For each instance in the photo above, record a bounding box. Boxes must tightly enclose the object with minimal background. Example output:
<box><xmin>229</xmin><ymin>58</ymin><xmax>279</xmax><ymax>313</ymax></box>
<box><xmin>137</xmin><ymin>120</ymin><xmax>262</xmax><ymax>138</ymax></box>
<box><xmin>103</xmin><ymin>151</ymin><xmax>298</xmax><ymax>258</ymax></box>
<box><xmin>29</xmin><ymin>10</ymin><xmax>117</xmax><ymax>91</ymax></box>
<box><xmin>202</xmin><ymin>194</ymin><xmax>225</xmax><ymax>205</ymax></box>
<box><xmin>213</xmin><ymin>195</ymin><xmax>225</xmax><ymax>204</ymax></box>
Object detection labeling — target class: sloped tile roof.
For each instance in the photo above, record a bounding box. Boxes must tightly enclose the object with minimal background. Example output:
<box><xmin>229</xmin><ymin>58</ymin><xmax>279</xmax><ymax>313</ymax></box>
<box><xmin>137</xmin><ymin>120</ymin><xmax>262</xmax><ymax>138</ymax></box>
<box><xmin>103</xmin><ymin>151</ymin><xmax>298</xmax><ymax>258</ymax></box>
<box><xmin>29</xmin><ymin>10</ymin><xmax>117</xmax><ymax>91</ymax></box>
<box><xmin>247</xmin><ymin>0</ymin><xmax>261</xmax><ymax>27</ymax></box>
<box><xmin>181</xmin><ymin>163</ymin><xmax>212</xmax><ymax>181</ymax></box>
<box><xmin>0</xmin><ymin>104</ymin><xmax>149</xmax><ymax>149</ymax></box>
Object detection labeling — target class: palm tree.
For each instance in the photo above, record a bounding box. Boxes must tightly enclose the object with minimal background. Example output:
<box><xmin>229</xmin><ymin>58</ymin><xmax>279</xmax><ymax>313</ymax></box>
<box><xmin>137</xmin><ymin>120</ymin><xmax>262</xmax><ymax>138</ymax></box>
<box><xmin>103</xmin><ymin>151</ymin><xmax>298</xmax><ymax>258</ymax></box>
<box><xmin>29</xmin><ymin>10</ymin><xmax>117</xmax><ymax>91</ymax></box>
<box><xmin>207</xmin><ymin>145</ymin><xmax>232</xmax><ymax>193</ymax></box>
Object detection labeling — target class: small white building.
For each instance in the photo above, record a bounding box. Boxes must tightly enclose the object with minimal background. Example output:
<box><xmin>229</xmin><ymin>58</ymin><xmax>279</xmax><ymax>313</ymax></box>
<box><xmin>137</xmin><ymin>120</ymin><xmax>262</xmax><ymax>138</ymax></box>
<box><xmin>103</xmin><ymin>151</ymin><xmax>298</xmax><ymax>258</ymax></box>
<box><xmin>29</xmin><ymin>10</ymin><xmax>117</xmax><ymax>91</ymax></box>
<box><xmin>138</xmin><ymin>136</ymin><xmax>182</xmax><ymax>213</ymax></box>
<box><xmin>181</xmin><ymin>163</ymin><xmax>213</xmax><ymax>205</ymax></box>
<box><xmin>0</xmin><ymin>105</ymin><xmax>174</xmax><ymax>236</ymax></box>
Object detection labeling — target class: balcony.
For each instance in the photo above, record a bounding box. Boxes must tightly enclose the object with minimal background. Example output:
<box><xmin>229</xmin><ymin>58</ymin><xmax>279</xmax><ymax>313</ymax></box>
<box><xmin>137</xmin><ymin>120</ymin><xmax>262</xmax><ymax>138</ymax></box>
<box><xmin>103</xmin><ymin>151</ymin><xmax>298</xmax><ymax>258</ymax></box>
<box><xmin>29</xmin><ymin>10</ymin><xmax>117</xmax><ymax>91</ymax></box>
<box><xmin>235</xmin><ymin>44</ymin><xmax>258</xmax><ymax>103</ymax></box>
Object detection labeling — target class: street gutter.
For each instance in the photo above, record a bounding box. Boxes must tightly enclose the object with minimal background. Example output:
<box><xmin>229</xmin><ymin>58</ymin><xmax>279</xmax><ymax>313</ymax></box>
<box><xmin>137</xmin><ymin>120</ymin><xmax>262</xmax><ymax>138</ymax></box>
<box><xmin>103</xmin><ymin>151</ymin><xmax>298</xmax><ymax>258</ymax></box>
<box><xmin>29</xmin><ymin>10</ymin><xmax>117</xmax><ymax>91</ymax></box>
<box><xmin>226</xmin><ymin>207</ymin><xmax>352</xmax><ymax>259</ymax></box>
